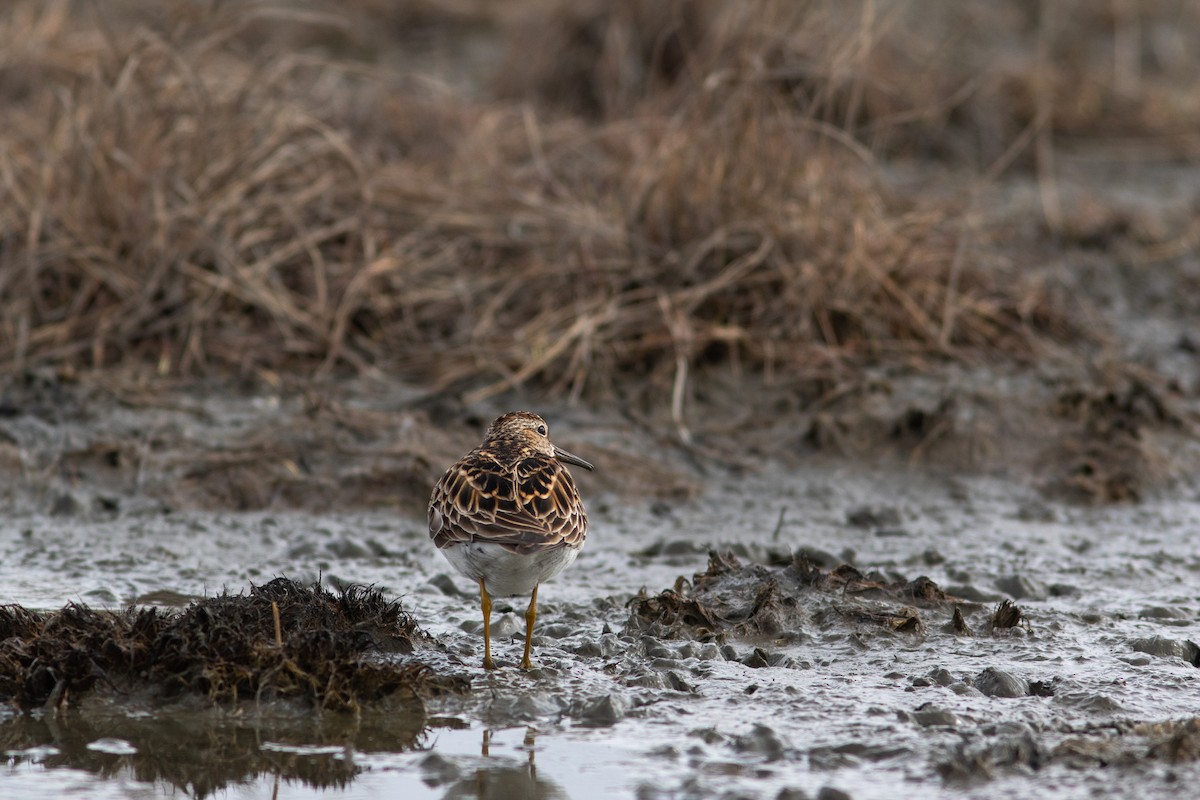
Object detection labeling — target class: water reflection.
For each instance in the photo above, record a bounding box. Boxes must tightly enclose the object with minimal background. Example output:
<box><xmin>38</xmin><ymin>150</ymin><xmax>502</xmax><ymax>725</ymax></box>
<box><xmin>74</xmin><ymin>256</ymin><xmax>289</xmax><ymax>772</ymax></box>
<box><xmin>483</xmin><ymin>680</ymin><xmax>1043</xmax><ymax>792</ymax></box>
<box><xmin>0</xmin><ymin>704</ymin><xmax>428</xmax><ymax>798</ymax></box>
<box><xmin>439</xmin><ymin>728</ymin><xmax>567</xmax><ymax>800</ymax></box>
<box><xmin>1</xmin><ymin>707</ymin><xmax>584</xmax><ymax>799</ymax></box>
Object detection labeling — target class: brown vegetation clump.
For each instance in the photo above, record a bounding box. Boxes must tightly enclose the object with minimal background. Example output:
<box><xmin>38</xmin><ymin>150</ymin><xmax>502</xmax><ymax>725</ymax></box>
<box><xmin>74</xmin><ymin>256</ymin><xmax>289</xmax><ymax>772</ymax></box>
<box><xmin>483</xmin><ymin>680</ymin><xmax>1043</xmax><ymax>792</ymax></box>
<box><xmin>0</xmin><ymin>0</ymin><xmax>1118</xmax><ymax>402</ymax></box>
<box><xmin>626</xmin><ymin>550</ymin><xmax>963</xmax><ymax>641</ymax></box>
<box><xmin>0</xmin><ymin>578</ymin><xmax>466</xmax><ymax>711</ymax></box>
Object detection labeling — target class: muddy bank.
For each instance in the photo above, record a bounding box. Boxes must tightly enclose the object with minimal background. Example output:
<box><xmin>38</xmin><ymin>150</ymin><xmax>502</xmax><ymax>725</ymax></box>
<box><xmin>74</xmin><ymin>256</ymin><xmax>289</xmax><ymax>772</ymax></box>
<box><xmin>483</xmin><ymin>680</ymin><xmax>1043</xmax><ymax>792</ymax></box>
<box><xmin>1</xmin><ymin>356</ymin><xmax>1197</xmax><ymax>532</ymax></box>
<box><xmin>3</xmin><ymin>456</ymin><xmax>1200</xmax><ymax>798</ymax></box>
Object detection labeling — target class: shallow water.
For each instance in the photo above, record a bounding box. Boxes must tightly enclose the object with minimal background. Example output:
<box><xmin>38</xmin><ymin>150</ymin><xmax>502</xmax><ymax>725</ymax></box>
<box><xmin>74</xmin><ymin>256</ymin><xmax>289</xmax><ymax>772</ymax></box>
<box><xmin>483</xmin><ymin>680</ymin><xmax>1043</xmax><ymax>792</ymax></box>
<box><xmin>3</xmin><ymin>462</ymin><xmax>1200</xmax><ymax>799</ymax></box>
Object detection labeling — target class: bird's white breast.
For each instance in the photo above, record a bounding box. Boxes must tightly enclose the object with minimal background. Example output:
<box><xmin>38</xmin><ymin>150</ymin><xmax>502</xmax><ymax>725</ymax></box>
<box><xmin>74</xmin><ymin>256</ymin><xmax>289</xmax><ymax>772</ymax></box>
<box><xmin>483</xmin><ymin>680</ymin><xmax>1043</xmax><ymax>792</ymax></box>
<box><xmin>440</xmin><ymin>542</ymin><xmax>580</xmax><ymax>597</ymax></box>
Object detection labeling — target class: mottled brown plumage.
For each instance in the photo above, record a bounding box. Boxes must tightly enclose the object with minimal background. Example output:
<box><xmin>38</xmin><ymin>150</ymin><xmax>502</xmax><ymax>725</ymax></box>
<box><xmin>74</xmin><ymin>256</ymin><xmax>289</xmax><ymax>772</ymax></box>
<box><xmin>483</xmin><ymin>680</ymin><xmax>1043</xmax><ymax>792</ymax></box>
<box><xmin>429</xmin><ymin>413</ymin><xmax>588</xmax><ymax>555</ymax></box>
<box><xmin>428</xmin><ymin>412</ymin><xmax>593</xmax><ymax>670</ymax></box>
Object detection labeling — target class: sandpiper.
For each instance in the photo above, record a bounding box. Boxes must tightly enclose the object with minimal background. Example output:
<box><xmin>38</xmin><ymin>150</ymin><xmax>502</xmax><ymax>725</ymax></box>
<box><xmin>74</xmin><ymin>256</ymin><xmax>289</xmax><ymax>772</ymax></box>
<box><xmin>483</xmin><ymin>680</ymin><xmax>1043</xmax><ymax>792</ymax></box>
<box><xmin>429</xmin><ymin>412</ymin><xmax>593</xmax><ymax>670</ymax></box>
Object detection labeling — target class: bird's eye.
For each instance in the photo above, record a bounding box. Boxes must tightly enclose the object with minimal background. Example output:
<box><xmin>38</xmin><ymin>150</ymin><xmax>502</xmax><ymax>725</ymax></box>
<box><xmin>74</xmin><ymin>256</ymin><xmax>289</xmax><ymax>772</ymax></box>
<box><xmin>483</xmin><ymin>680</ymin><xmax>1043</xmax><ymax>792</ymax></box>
<box><xmin>536</xmin><ymin>424</ymin><xmax>547</xmax><ymax>436</ymax></box>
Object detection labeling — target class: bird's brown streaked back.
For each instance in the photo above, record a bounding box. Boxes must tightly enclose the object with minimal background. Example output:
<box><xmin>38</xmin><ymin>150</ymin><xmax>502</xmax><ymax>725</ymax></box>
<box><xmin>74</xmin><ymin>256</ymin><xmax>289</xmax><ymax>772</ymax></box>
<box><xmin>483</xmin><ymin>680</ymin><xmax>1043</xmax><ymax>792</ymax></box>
<box><xmin>428</xmin><ymin>412</ymin><xmax>591</xmax><ymax>555</ymax></box>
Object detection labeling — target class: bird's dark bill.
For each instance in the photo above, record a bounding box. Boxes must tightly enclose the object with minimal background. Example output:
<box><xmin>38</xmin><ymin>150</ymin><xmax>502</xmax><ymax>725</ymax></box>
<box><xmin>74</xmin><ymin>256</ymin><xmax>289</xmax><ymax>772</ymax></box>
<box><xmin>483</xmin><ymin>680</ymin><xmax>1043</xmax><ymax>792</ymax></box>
<box><xmin>554</xmin><ymin>446</ymin><xmax>594</xmax><ymax>471</ymax></box>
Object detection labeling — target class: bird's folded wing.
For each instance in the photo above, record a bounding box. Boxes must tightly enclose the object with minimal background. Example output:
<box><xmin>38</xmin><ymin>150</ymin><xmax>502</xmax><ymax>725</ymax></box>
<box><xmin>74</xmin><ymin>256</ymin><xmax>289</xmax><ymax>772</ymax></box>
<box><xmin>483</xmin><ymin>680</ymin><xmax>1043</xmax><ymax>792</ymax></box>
<box><xmin>429</xmin><ymin>456</ymin><xmax>587</xmax><ymax>553</ymax></box>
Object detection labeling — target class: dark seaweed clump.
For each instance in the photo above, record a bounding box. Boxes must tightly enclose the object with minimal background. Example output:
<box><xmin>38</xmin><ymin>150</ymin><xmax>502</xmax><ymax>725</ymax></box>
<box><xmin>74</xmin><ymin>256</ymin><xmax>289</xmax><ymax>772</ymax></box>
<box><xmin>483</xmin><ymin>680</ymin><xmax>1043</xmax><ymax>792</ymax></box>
<box><xmin>0</xmin><ymin>578</ymin><xmax>466</xmax><ymax>711</ymax></box>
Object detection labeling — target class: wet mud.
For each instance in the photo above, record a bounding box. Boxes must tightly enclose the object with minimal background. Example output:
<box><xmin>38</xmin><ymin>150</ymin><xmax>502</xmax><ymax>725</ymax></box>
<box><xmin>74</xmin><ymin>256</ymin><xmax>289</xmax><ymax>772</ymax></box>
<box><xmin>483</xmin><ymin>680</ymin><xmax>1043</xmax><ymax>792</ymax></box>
<box><xmin>3</xmin><ymin>418</ymin><xmax>1200</xmax><ymax>798</ymax></box>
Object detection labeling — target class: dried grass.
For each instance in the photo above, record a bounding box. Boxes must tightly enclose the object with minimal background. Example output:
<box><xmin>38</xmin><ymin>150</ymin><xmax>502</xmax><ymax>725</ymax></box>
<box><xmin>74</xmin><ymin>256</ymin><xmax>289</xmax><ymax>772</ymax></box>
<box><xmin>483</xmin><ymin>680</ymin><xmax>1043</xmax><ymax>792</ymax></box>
<box><xmin>501</xmin><ymin>1</ymin><xmax>1200</xmax><ymax>158</ymax></box>
<box><xmin>0</xmin><ymin>0</ymin><xmax>1191</xmax><ymax>403</ymax></box>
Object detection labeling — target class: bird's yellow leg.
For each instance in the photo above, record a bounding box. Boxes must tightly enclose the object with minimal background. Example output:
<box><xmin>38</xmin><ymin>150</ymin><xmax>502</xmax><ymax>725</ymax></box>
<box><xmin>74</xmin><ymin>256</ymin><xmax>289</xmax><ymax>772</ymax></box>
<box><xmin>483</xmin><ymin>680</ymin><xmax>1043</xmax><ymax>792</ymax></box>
<box><xmin>480</xmin><ymin>578</ymin><xmax>496</xmax><ymax>670</ymax></box>
<box><xmin>522</xmin><ymin>585</ymin><xmax>538</xmax><ymax>670</ymax></box>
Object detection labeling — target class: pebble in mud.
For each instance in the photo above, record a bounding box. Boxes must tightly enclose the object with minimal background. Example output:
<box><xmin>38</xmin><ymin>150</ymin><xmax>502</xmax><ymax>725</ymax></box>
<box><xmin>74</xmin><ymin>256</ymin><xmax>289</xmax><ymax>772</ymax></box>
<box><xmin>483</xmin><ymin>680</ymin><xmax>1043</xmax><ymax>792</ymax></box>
<box><xmin>741</xmin><ymin>649</ymin><xmax>771</xmax><ymax>669</ymax></box>
<box><xmin>486</xmin><ymin>693</ymin><xmax>565</xmax><ymax>722</ymax></box>
<box><xmin>973</xmin><ymin>667</ymin><xmax>1029</xmax><ymax>698</ymax></box>
<box><xmin>776</xmin><ymin>789</ymin><xmax>812</xmax><ymax>800</ymax></box>
<box><xmin>732</xmin><ymin>724</ymin><xmax>788</xmax><ymax>761</ymax></box>
<box><xmin>575</xmin><ymin>694</ymin><xmax>628</xmax><ymax>727</ymax></box>
<box><xmin>816</xmin><ymin>787</ymin><xmax>853</xmax><ymax>800</ymax></box>
<box><xmin>791</xmin><ymin>546</ymin><xmax>844</xmax><ymax>568</ymax></box>
<box><xmin>1129</xmin><ymin>636</ymin><xmax>1200</xmax><ymax>666</ymax></box>
<box><xmin>1137</xmin><ymin>605</ymin><xmax>1190</xmax><ymax>621</ymax></box>
<box><xmin>488</xmin><ymin>613</ymin><xmax>521</xmax><ymax>638</ymax></box>
<box><xmin>938</xmin><ymin>727</ymin><xmax>1043</xmax><ymax>783</ymax></box>
<box><xmin>324</xmin><ymin>536</ymin><xmax>372</xmax><ymax>559</ymax></box>
<box><xmin>572</xmin><ymin>633</ymin><xmax>623</xmax><ymax>658</ymax></box>
<box><xmin>642</xmin><ymin>636</ymin><xmax>675</xmax><ymax>659</ymax></box>
<box><xmin>428</xmin><ymin>573</ymin><xmax>469</xmax><ymax>597</ymax></box>
<box><xmin>636</xmin><ymin>538</ymin><xmax>708</xmax><ymax>559</ymax></box>
<box><xmin>911</xmin><ymin>705</ymin><xmax>960</xmax><ymax>727</ymax></box>
<box><xmin>845</xmin><ymin>504</ymin><xmax>902</xmax><ymax>529</ymax></box>
<box><xmin>995</xmin><ymin>574</ymin><xmax>1049</xmax><ymax>601</ymax></box>
<box><xmin>927</xmin><ymin>667</ymin><xmax>956</xmax><ymax>686</ymax></box>
<box><xmin>539</xmin><ymin>623</ymin><xmax>574</xmax><ymax>638</ymax></box>
<box><xmin>944</xmin><ymin>583</ymin><xmax>1003</xmax><ymax>603</ymax></box>
<box><xmin>50</xmin><ymin>491</ymin><xmax>82</xmax><ymax>517</ymax></box>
